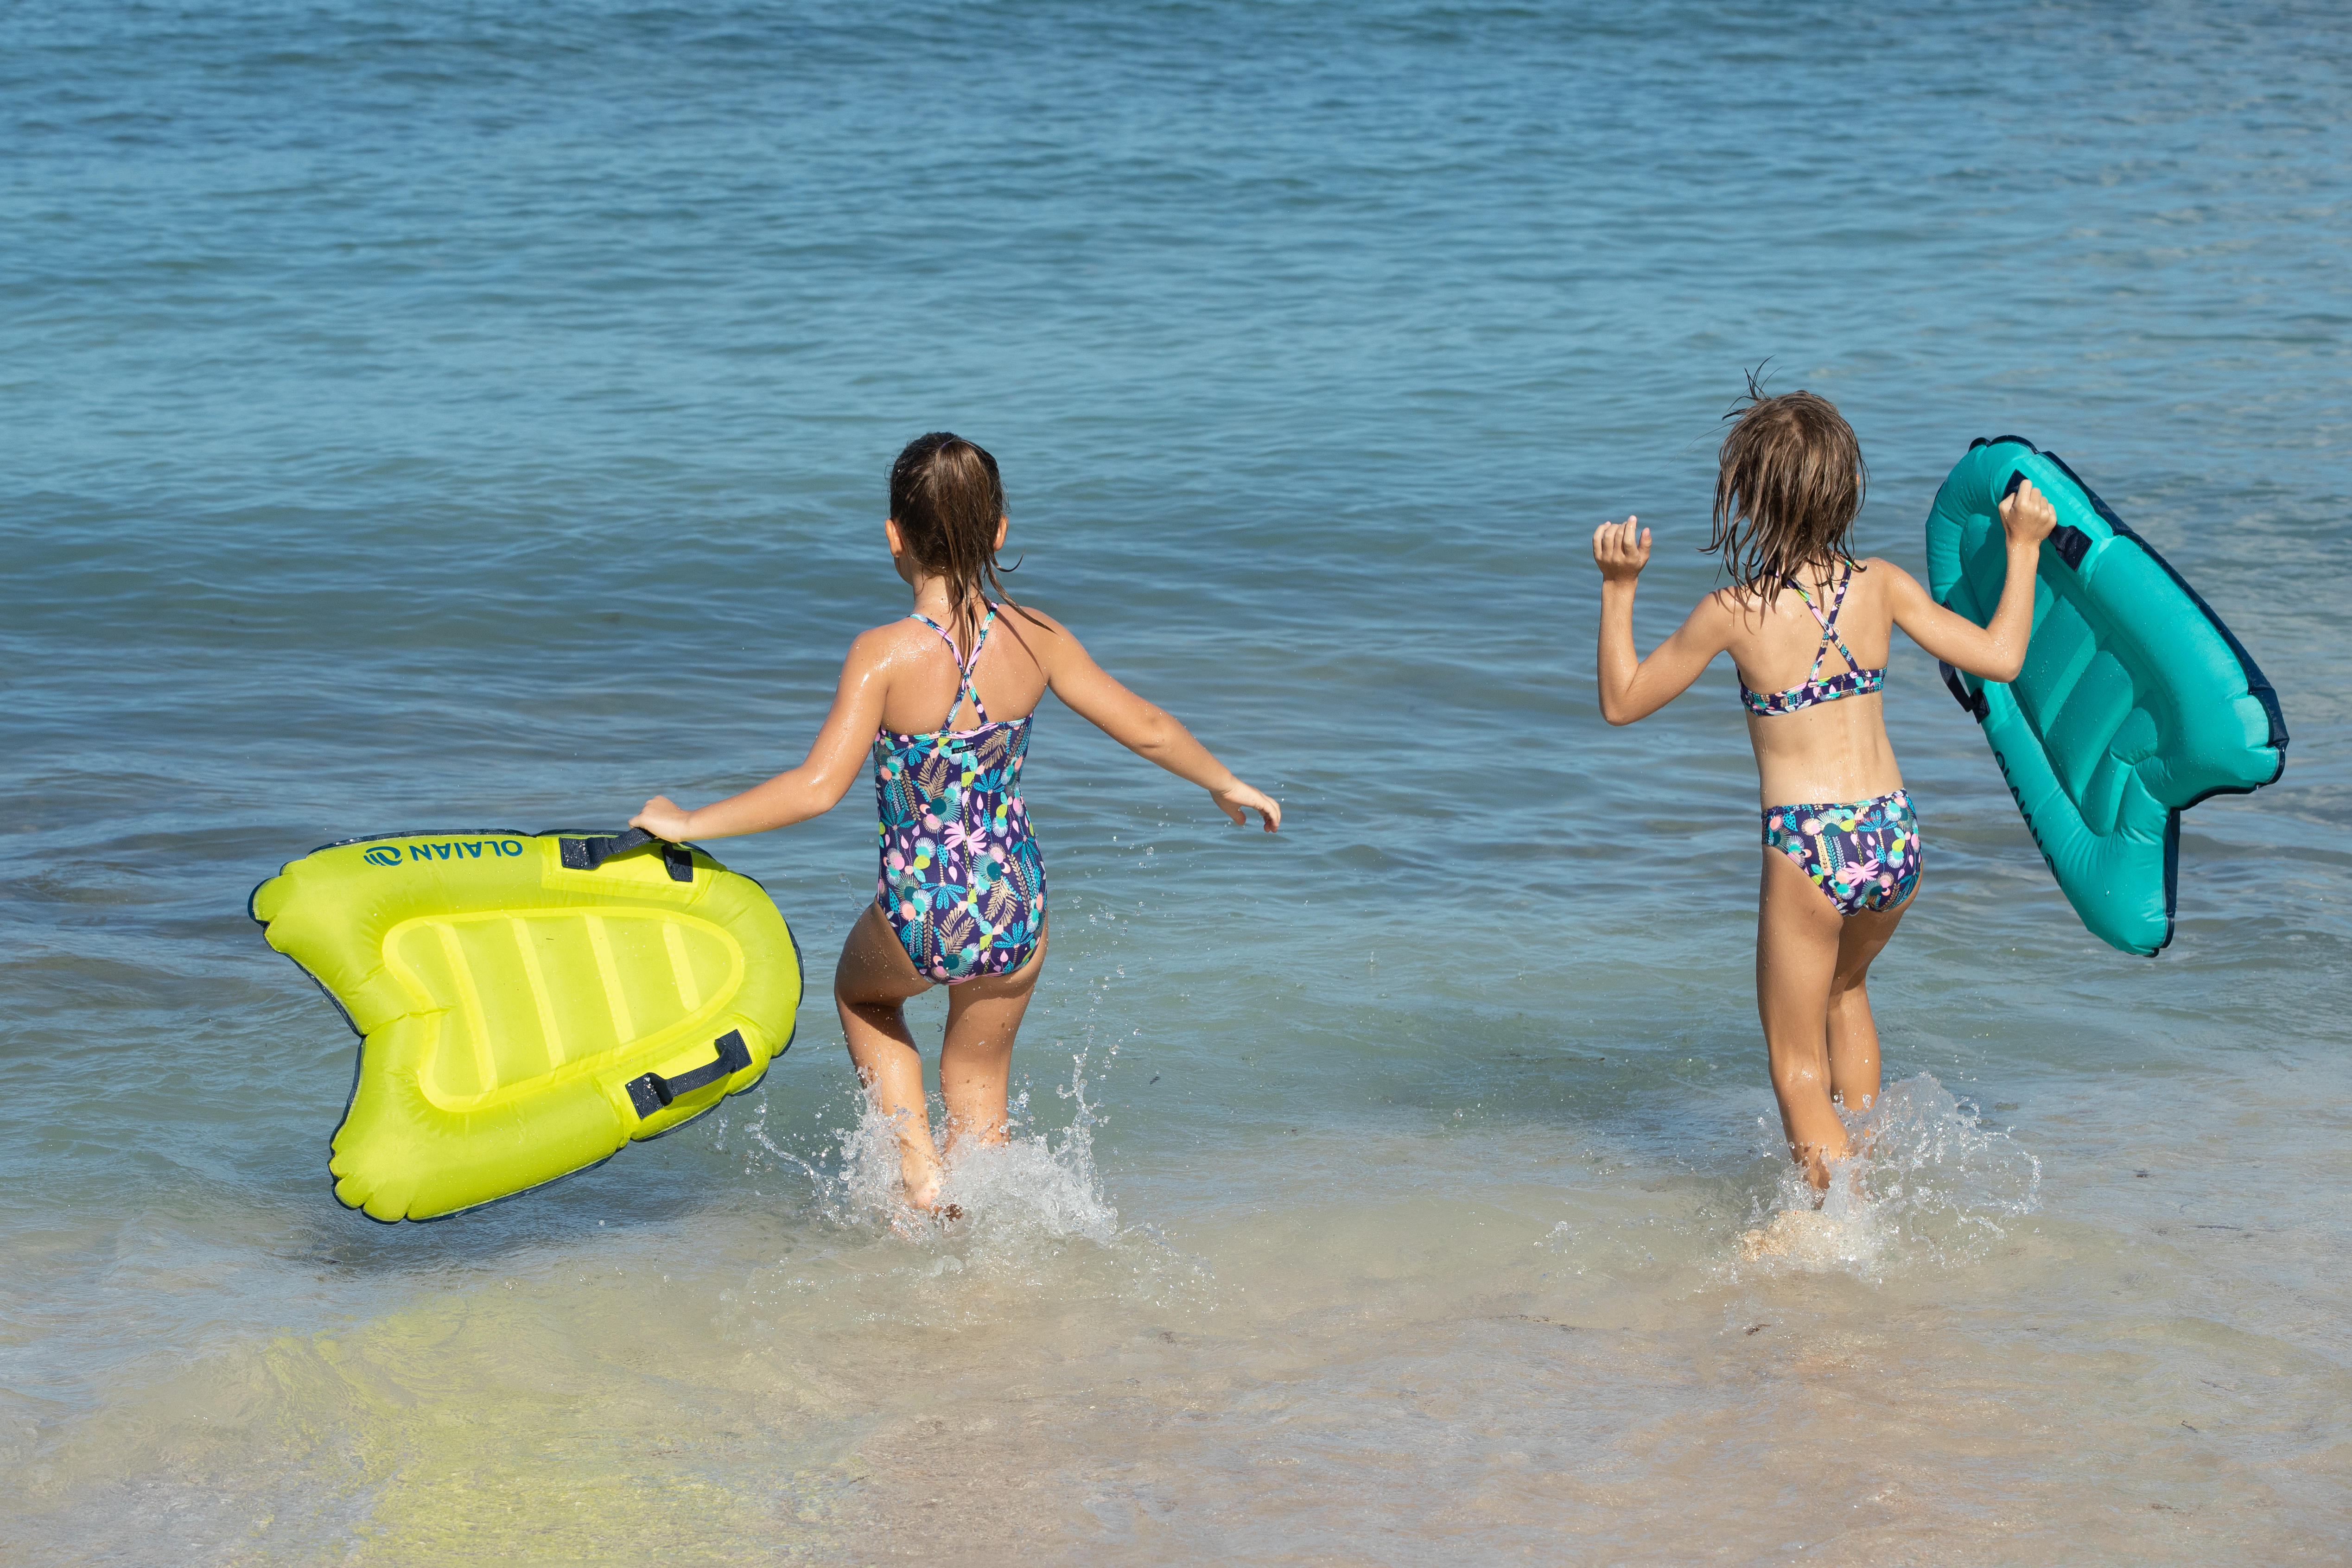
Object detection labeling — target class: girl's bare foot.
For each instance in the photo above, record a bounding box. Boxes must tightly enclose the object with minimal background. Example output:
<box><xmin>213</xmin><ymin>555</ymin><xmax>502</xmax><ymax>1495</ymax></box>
<box><xmin>1737</xmin><ymin>1208</ymin><xmax>1838</xmax><ymax>1261</ymax></box>
<box><xmin>898</xmin><ymin>1150</ymin><xmax>968</xmax><ymax>1224</ymax></box>
<box><xmin>902</xmin><ymin>1149</ymin><xmax>945</xmax><ymax>1214</ymax></box>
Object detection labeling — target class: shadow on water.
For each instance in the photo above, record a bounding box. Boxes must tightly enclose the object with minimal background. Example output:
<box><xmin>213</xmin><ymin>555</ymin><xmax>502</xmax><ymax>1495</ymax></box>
<box><xmin>266</xmin><ymin>1151</ymin><xmax>746</xmax><ymax>1272</ymax></box>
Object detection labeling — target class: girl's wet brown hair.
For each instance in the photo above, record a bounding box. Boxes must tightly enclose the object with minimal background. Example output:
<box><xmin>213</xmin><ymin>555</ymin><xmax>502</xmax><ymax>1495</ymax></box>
<box><xmin>1706</xmin><ymin>376</ymin><xmax>1867</xmax><ymax>602</ymax></box>
<box><xmin>888</xmin><ymin>432</ymin><xmax>1035</xmax><ymax>640</ymax></box>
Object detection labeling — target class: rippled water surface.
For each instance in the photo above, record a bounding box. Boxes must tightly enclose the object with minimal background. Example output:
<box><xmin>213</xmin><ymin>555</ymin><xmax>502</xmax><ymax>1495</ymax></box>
<box><xmin>5</xmin><ymin>2</ymin><xmax>2350</xmax><ymax>1562</ymax></box>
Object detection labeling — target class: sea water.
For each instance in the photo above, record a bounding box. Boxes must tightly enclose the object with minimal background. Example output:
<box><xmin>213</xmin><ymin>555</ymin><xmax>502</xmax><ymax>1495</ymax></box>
<box><xmin>4</xmin><ymin>2</ymin><xmax>2349</xmax><ymax>1562</ymax></box>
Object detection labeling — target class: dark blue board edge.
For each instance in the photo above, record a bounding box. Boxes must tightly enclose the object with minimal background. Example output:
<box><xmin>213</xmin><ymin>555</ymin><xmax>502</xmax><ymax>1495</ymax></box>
<box><xmin>1940</xmin><ymin>438</ymin><xmax>2288</xmax><ymax>956</ymax></box>
<box><xmin>248</xmin><ymin>827</ymin><xmax>798</xmax><ymax>1222</ymax></box>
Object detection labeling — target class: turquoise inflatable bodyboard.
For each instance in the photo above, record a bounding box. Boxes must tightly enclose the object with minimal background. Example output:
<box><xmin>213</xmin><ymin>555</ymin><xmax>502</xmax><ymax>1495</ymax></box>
<box><xmin>1925</xmin><ymin>438</ymin><xmax>2285</xmax><ymax>955</ymax></box>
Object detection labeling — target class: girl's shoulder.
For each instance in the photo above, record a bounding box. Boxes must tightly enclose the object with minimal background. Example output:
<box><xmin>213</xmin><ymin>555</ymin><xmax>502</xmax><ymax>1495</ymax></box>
<box><xmin>847</xmin><ymin>615</ymin><xmax>942</xmax><ymax>658</ymax></box>
<box><xmin>995</xmin><ymin>600</ymin><xmax>1069</xmax><ymax>638</ymax></box>
<box><xmin>980</xmin><ymin>601</ymin><xmax>1071</xmax><ymax>672</ymax></box>
<box><xmin>1700</xmin><ymin>581</ymin><xmax>1769</xmax><ymax>625</ymax></box>
<box><xmin>1853</xmin><ymin>557</ymin><xmax>1927</xmax><ymax>603</ymax></box>
<box><xmin>845</xmin><ymin>603</ymin><xmax>1071</xmax><ymax>666</ymax></box>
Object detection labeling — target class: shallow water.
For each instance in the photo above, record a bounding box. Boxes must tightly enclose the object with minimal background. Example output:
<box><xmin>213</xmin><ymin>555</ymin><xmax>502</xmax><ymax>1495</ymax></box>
<box><xmin>5</xmin><ymin>1</ymin><xmax>2351</xmax><ymax>1562</ymax></box>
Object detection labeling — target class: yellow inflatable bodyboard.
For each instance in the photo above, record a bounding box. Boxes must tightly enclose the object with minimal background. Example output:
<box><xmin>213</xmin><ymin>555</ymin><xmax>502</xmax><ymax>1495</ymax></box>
<box><xmin>250</xmin><ymin>829</ymin><xmax>801</xmax><ymax>1221</ymax></box>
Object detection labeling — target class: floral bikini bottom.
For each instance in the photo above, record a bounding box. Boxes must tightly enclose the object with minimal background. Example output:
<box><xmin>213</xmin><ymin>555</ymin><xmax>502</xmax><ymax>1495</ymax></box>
<box><xmin>1762</xmin><ymin>789</ymin><xmax>1921</xmax><ymax>917</ymax></box>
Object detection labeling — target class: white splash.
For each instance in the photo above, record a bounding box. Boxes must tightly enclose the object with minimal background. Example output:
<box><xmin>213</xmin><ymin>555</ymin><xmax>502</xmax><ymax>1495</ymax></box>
<box><xmin>1735</xmin><ymin>1073</ymin><xmax>2041</xmax><ymax>1275</ymax></box>
<box><xmin>756</xmin><ymin>1045</ymin><xmax>1122</xmax><ymax>1249</ymax></box>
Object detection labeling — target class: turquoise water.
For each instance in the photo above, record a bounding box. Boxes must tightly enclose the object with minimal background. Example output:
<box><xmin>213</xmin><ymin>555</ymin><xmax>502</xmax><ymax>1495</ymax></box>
<box><xmin>6</xmin><ymin>2</ymin><xmax>2350</xmax><ymax>1561</ymax></box>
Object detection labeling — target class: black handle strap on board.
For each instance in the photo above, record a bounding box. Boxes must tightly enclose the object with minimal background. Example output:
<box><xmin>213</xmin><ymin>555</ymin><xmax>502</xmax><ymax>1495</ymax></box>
<box><xmin>2003</xmin><ymin>467</ymin><xmax>2092</xmax><ymax>570</ymax></box>
<box><xmin>1939</xmin><ymin>659</ymin><xmax>1990</xmax><ymax>722</ymax></box>
<box><xmin>625</xmin><ymin>1030</ymin><xmax>752</xmax><ymax>1119</ymax></box>
<box><xmin>558</xmin><ymin>827</ymin><xmax>693</xmax><ymax>882</ymax></box>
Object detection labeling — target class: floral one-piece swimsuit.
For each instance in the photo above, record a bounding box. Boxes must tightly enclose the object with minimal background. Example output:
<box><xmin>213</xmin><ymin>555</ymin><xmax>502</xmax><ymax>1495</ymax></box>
<box><xmin>1740</xmin><ymin>563</ymin><xmax>1921</xmax><ymax>917</ymax></box>
<box><xmin>871</xmin><ymin>604</ymin><xmax>1047</xmax><ymax>981</ymax></box>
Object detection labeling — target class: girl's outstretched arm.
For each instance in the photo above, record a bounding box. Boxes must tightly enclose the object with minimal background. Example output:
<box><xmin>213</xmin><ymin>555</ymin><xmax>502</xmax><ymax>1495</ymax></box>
<box><xmin>1885</xmin><ymin>478</ymin><xmax>2058</xmax><ymax>682</ymax></box>
<box><xmin>1032</xmin><ymin>612</ymin><xmax>1281</xmax><ymax>831</ymax></box>
<box><xmin>1593</xmin><ymin>517</ymin><xmax>1734</xmax><ymax>725</ymax></box>
<box><xmin>629</xmin><ymin>630</ymin><xmax>896</xmax><ymax>841</ymax></box>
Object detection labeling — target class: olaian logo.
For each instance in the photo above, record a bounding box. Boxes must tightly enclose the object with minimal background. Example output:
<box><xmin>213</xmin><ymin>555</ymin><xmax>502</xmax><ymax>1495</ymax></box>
<box><xmin>364</xmin><ymin>839</ymin><xmax>527</xmax><ymax>866</ymax></box>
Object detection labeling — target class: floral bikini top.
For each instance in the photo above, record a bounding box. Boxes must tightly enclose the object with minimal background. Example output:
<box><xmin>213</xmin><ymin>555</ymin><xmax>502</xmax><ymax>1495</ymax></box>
<box><xmin>1738</xmin><ymin>562</ymin><xmax>1886</xmax><ymax>717</ymax></box>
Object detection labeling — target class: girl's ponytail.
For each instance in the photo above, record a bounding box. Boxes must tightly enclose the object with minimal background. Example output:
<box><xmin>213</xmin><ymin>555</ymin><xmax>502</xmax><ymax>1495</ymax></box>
<box><xmin>888</xmin><ymin>432</ymin><xmax>1030</xmax><ymax>642</ymax></box>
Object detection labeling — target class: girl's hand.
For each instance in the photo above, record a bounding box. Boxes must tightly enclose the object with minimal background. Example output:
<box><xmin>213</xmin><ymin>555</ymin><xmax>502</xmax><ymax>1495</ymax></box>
<box><xmin>1592</xmin><ymin>516</ymin><xmax>1651</xmax><ymax>583</ymax></box>
<box><xmin>629</xmin><ymin>796</ymin><xmax>695</xmax><ymax>840</ymax></box>
<box><xmin>1999</xmin><ymin>480</ymin><xmax>2059</xmax><ymax>549</ymax></box>
<box><xmin>1211</xmin><ymin>779</ymin><xmax>1282</xmax><ymax>832</ymax></box>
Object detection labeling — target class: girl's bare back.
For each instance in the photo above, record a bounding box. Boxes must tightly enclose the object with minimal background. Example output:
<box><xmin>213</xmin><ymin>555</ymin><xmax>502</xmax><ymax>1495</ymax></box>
<box><xmin>1718</xmin><ymin>564</ymin><xmax>1902</xmax><ymax>808</ymax></box>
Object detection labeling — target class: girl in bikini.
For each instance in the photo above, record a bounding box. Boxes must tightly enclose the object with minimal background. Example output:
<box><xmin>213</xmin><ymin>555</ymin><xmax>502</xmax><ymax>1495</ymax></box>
<box><xmin>632</xmin><ymin>432</ymin><xmax>1281</xmax><ymax>1213</ymax></box>
<box><xmin>1592</xmin><ymin>387</ymin><xmax>2054</xmax><ymax>1191</ymax></box>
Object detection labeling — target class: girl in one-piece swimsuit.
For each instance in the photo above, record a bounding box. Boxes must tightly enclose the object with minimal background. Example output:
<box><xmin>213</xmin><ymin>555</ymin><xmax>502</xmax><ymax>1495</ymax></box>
<box><xmin>1589</xmin><ymin>384</ymin><xmax>2055</xmax><ymax>1192</ymax></box>
<box><xmin>632</xmin><ymin>432</ymin><xmax>1281</xmax><ymax>1214</ymax></box>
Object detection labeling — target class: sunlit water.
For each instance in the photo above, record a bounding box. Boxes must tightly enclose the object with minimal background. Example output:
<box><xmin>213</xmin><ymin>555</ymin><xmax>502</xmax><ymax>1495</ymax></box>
<box><xmin>5</xmin><ymin>2</ymin><xmax>2350</xmax><ymax>1562</ymax></box>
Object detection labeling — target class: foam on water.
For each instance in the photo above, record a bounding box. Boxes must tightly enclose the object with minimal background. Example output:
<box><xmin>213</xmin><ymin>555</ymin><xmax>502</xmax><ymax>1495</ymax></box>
<box><xmin>842</xmin><ymin>1048</ymin><xmax>1123</xmax><ymax>1249</ymax></box>
<box><xmin>726</xmin><ymin>1044</ymin><xmax>1220</xmax><ymax>1330</ymax></box>
<box><xmin>1734</xmin><ymin>1074</ymin><xmax>2043</xmax><ymax>1275</ymax></box>
<box><xmin>750</xmin><ymin>1043</ymin><xmax>1125</xmax><ymax>1244</ymax></box>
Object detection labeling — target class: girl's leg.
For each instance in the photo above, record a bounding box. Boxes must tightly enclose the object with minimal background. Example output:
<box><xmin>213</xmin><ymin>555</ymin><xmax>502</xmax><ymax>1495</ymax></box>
<box><xmin>833</xmin><ymin>904</ymin><xmax>945</xmax><ymax>1209</ymax></box>
<box><xmin>1755</xmin><ymin>850</ymin><xmax>1854</xmax><ymax>1189</ymax></box>
<box><xmin>1824</xmin><ymin>879</ymin><xmax>1918</xmax><ymax>1116</ymax></box>
<box><xmin>1756</xmin><ymin>851</ymin><xmax>1915</xmax><ymax>1188</ymax></box>
<box><xmin>937</xmin><ymin>920</ymin><xmax>1048</xmax><ymax>1159</ymax></box>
